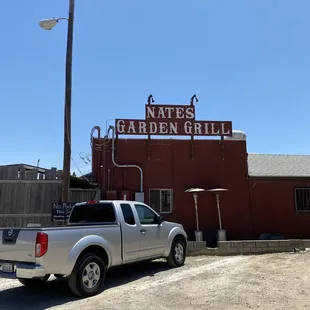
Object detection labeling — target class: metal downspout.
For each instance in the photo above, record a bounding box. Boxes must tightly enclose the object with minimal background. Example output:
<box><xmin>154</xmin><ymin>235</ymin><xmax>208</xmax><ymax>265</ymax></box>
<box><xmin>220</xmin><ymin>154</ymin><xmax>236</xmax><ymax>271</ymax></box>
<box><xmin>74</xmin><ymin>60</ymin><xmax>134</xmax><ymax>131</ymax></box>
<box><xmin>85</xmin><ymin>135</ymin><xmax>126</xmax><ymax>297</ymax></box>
<box><xmin>109</xmin><ymin>125</ymin><xmax>143</xmax><ymax>193</ymax></box>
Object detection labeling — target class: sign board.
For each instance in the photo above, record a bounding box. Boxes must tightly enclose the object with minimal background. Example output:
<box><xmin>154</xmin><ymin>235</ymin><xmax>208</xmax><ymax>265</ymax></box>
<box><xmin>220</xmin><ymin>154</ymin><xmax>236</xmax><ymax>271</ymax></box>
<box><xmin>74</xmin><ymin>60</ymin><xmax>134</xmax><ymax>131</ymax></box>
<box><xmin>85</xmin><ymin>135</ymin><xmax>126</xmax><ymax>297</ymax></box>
<box><xmin>52</xmin><ymin>202</ymin><xmax>76</xmax><ymax>222</ymax></box>
<box><xmin>145</xmin><ymin>104</ymin><xmax>195</xmax><ymax>120</ymax></box>
<box><xmin>116</xmin><ymin>104</ymin><xmax>232</xmax><ymax>136</ymax></box>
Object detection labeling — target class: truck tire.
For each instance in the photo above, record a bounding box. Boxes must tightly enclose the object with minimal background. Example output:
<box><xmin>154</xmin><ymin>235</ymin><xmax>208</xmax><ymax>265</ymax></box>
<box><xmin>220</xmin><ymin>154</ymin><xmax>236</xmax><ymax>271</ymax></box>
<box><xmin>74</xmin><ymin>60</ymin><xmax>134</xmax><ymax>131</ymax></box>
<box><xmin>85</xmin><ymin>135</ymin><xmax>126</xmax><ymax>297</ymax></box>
<box><xmin>18</xmin><ymin>274</ymin><xmax>50</xmax><ymax>287</ymax></box>
<box><xmin>167</xmin><ymin>238</ymin><xmax>186</xmax><ymax>267</ymax></box>
<box><xmin>67</xmin><ymin>252</ymin><xmax>106</xmax><ymax>298</ymax></box>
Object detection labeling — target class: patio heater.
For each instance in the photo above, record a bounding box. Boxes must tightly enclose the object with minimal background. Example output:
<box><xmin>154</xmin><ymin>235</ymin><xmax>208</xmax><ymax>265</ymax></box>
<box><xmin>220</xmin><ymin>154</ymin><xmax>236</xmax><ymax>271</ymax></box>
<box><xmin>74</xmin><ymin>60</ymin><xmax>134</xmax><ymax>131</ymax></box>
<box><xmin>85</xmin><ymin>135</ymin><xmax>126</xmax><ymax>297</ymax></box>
<box><xmin>185</xmin><ymin>188</ymin><xmax>206</xmax><ymax>241</ymax></box>
<box><xmin>206</xmin><ymin>188</ymin><xmax>228</xmax><ymax>241</ymax></box>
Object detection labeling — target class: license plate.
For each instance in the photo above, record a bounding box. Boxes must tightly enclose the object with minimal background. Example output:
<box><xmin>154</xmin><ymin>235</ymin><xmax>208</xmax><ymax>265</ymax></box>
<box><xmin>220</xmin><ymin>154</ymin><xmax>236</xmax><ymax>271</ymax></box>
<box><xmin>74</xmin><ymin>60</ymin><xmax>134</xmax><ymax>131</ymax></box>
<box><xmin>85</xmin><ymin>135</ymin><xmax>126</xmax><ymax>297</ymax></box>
<box><xmin>1</xmin><ymin>263</ymin><xmax>13</xmax><ymax>273</ymax></box>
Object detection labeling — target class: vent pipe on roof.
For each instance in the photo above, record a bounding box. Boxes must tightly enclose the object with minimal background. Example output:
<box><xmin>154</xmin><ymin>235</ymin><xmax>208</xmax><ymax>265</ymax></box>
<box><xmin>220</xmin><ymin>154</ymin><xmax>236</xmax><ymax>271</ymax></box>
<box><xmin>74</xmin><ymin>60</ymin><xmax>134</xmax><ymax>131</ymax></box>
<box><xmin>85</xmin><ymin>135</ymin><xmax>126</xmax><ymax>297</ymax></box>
<box><xmin>108</xmin><ymin>125</ymin><xmax>144</xmax><ymax>193</ymax></box>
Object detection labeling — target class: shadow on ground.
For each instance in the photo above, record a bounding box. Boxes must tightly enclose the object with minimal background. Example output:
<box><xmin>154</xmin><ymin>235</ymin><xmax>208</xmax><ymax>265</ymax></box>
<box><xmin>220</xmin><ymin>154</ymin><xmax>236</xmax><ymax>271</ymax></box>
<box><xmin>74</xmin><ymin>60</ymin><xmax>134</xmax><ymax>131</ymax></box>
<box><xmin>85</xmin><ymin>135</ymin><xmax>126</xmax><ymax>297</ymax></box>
<box><xmin>0</xmin><ymin>260</ymin><xmax>170</xmax><ymax>309</ymax></box>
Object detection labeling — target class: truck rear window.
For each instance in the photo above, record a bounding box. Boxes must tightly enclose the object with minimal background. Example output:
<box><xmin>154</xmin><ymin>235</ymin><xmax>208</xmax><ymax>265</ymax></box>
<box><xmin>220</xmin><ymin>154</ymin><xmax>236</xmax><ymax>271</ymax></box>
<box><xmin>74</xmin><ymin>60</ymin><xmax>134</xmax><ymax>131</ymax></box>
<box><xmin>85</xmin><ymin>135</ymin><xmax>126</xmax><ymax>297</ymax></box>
<box><xmin>69</xmin><ymin>203</ymin><xmax>116</xmax><ymax>223</ymax></box>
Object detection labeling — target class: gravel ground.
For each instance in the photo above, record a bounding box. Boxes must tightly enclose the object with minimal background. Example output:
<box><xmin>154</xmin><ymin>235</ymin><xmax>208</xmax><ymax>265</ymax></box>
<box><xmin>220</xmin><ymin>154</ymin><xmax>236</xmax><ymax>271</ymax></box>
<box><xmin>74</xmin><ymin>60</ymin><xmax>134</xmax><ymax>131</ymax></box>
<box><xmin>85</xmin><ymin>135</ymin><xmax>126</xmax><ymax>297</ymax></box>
<box><xmin>0</xmin><ymin>252</ymin><xmax>310</xmax><ymax>310</ymax></box>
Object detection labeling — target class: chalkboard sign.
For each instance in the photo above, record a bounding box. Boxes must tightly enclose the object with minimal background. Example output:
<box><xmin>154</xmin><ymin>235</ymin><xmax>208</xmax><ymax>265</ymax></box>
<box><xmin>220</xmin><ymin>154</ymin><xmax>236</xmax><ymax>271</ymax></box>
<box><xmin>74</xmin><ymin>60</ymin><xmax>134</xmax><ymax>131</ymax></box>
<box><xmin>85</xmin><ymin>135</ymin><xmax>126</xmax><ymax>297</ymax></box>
<box><xmin>52</xmin><ymin>202</ymin><xmax>77</xmax><ymax>222</ymax></box>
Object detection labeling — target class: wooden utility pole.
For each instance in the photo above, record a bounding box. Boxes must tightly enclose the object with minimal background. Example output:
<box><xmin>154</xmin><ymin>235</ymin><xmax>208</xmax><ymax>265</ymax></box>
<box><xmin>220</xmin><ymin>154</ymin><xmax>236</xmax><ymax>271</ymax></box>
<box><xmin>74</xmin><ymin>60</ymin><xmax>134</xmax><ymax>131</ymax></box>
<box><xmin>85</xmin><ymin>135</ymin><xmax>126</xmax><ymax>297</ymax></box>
<box><xmin>62</xmin><ymin>0</ymin><xmax>75</xmax><ymax>202</ymax></box>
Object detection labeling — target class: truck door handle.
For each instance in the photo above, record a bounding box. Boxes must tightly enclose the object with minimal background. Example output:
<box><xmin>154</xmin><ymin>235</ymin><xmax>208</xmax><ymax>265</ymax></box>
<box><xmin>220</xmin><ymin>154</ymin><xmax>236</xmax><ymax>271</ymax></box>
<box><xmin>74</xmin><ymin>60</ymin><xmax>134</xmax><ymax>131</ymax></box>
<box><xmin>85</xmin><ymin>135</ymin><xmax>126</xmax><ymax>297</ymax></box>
<box><xmin>140</xmin><ymin>229</ymin><xmax>146</xmax><ymax>234</ymax></box>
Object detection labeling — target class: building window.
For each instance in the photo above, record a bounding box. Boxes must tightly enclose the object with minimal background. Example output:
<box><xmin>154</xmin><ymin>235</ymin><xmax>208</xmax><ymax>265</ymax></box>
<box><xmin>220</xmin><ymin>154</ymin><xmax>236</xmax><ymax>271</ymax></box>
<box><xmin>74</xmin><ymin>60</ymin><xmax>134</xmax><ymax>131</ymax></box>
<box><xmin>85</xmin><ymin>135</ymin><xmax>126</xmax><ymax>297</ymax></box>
<box><xmin>149</xmin><ymin>189</ymin><xmax>173</xmax><ymax>214</ymax></box>
<box><xmin>294</xmin><ymin>188</ymin><xmax>310</xmax><ymax>212</ymax></box>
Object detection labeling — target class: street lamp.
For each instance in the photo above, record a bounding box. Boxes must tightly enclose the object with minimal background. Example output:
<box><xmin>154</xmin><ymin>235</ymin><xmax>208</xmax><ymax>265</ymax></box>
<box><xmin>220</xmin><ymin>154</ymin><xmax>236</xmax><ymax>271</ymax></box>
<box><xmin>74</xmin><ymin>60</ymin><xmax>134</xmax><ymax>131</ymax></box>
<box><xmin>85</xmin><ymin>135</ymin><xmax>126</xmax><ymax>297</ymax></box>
<box><xmin>38</xmin><ymin>17</ymin><xmax>68</xmax><ymax>30</ymax></box>
<box><xmin>39</xmin><ymin>0</ymin><xmax>75</xmax><ymax>202</ymax></box>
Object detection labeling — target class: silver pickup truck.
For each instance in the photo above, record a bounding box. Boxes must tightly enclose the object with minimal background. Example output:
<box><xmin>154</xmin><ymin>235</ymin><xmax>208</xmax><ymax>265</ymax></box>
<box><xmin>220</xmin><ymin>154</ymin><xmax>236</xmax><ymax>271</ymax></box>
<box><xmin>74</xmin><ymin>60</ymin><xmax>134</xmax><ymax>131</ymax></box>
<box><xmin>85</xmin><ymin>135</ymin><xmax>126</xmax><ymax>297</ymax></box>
<box><xmin>0</xmin><ymin>200</ymin><xmax>187</xmax><ymax>297</ymax></box>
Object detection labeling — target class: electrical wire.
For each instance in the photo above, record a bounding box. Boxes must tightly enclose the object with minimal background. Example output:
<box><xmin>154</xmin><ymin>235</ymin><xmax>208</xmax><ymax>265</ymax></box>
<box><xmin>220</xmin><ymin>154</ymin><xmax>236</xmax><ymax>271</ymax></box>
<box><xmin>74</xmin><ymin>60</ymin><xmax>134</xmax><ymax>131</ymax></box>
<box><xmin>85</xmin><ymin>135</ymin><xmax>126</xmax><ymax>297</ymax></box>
<box><xmin>71</xmin><ymin>156</ymin><xmax>98</xmax><ymax>189</ymax></box>
<box><xmin>79</xmin><ymin>152</ymin><xmax>92</xmax><ymax>164</ymax></box>
<box><xmin>63</xmin><ymin>102</ymin><xmax>98</xmax><ymax>190</ymax></box>
<box><xmin>63</xmin><ymin>97</ymin><xmax>111</xmax><ymax>191</ymax></box>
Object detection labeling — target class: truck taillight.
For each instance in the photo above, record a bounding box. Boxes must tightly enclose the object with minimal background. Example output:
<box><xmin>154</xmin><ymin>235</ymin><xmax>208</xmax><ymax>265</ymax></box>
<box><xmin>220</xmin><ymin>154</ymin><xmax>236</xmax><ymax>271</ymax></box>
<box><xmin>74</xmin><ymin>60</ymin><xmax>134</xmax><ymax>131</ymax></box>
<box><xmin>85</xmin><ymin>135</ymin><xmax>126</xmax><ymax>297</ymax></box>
<box><xmin>35</xmin><ymin>232</ymin><xmax>48</xmax><ymax>257</ymax></box>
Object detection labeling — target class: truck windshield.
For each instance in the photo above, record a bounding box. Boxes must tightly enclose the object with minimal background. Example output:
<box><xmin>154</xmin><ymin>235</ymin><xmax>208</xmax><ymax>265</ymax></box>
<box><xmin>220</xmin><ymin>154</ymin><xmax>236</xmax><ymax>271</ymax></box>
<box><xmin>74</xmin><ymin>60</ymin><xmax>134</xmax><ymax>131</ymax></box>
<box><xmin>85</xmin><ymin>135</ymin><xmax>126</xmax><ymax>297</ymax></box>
<box><xmin>69</xmin><ymin>202</ymin><xmax>116</xmax><ymax>223</ymax></box>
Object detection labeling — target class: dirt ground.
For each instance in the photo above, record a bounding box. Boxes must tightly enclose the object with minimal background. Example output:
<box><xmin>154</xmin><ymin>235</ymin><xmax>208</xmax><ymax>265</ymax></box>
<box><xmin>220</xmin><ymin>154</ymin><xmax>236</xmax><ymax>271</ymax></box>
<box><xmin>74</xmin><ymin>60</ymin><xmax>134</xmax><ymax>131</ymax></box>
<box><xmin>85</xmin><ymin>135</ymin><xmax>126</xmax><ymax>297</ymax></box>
<box><xmin>0</xmin><ymin>252</ymin><xmax>310</xmax><ymax>310</ymax></box>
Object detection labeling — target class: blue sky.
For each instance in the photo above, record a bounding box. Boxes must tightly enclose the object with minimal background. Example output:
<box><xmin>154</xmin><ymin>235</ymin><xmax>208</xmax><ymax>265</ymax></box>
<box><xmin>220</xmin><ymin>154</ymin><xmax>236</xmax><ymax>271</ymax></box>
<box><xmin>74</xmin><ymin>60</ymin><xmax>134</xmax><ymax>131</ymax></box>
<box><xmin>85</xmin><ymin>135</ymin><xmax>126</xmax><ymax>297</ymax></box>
<box><xmin>1</xmin><ymin>0</ymin><xmax>309</xmax><ymax>175</ymax></box>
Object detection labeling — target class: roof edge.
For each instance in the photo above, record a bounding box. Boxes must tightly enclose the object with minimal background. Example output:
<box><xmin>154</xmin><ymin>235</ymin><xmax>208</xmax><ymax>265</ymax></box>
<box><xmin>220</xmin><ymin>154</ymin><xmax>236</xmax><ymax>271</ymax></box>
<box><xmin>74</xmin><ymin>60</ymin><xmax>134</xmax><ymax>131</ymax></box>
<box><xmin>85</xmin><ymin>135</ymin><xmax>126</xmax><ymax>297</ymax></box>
<box><xmin>248</xmin><ymin>153</ymin><xmax>310</xmax><ymax>157</ymax></box>
<box><xmin>249</xmin><ymin>175</ymin><xmax>310</xmax><ymax>179</ymax></box>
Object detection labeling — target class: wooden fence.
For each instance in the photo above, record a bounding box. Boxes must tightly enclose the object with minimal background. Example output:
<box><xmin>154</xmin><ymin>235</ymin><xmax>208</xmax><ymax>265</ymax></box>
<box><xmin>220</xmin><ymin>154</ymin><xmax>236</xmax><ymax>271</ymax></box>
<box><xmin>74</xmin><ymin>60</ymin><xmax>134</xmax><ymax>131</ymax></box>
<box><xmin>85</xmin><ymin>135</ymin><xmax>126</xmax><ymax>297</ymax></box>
<box><xmin>0</xmin><ymin>165</ymin><xmax>62</xmax><ymax>181</ymax></box>
<box><xmin>0</xmin><ymin>165</ymin><xmax>100</xmax><ymax>227</ymax></box>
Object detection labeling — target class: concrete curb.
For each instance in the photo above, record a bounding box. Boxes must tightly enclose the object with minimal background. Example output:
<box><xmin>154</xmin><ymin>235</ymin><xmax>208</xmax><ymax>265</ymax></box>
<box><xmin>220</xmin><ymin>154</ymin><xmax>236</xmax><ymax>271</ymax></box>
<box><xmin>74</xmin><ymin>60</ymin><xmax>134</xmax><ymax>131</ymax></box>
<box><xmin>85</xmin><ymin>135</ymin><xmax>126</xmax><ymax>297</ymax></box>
<box><xmin>186</xmin><ymin>240</ymin><xmax>310</xmax><ymax>256</ymax></box>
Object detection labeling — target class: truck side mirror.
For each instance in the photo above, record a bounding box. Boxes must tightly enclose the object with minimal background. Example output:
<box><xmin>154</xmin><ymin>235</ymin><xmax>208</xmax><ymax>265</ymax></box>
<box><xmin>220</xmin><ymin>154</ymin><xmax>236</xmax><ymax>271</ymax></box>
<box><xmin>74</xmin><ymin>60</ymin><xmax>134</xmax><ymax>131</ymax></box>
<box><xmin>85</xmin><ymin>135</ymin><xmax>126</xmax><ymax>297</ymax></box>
<box><xmin>158</xmin><ymin>215</ymin><xmax>164</xmax><ymax>225</ymax></box>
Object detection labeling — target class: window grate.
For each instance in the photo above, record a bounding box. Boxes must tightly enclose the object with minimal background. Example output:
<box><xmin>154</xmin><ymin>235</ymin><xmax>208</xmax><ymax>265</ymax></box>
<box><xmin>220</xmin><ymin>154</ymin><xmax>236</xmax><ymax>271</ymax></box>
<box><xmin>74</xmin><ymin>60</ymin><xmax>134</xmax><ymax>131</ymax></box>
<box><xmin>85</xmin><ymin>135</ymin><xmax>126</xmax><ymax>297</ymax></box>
<box><xmin>294</xmin><ymin>188</ymin><xmax>310</xmax><ymax>212</ymax></box>
<box><xmin>149</xmin><ymin>189</ymin><xmax>173</xmax><ymax>214</ymax></box>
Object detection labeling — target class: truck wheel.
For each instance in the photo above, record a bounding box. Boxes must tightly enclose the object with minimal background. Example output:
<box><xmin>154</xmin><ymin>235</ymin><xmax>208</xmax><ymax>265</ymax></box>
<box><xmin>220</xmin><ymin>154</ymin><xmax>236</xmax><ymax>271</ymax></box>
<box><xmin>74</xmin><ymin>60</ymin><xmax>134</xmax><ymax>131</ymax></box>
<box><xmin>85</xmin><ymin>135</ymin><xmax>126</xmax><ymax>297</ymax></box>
<box><xmin>167</xmin><ymin>238</ymin><xmax>186</xmax><ymax>267</ymax></box>
<box><xmin>18</xmin><ymin>274</ymin><xmax>50</xmax><ymax>287</ymax></box>
<box><xmin>68</xmin><ymin>253</ymin><xmax>106</xmax><ymax>298</ymax></box>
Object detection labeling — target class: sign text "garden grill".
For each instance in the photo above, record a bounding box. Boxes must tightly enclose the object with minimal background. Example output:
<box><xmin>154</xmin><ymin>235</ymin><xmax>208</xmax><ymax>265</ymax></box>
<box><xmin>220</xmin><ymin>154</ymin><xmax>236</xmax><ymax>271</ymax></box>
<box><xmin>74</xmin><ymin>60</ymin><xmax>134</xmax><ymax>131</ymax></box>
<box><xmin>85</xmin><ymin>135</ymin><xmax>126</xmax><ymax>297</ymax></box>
<box><xmin>115</xmin><ymin>104</ymin><xmax>232</xmax><ymax>136</ymax></box>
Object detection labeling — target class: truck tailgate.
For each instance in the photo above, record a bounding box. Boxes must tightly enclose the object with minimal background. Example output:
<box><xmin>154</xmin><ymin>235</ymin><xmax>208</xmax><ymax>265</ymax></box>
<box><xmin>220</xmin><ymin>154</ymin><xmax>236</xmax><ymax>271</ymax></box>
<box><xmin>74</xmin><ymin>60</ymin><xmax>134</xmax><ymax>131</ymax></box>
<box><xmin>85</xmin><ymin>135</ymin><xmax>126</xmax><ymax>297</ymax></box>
<box><xmin>0</xmin><ymin>228</ymin><xmax>37</xmax><ymax>263</ymax></box>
